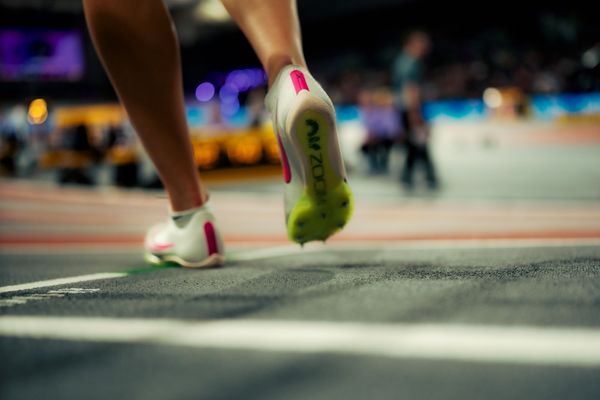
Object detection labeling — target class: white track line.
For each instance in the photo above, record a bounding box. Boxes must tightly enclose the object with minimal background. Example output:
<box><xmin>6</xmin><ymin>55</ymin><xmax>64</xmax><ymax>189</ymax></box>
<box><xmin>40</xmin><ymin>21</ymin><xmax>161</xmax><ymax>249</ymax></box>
<box><xmin>0</xmin><ymin>245</ymin><xmax>309</xmax><ymax>294</ymax></box>
<box><xmin>1</xmin><ymin>317</ymin><xmax>600</xmax><ymax>367</ymax></box>
<box><xmin>1</xmin><ymin>239</ymin><xmax>598</xmax><ymax>294</ymax></box>
<box><xmin>0</xmin><ymin>273</ymin><xmax>127</xmax><ymax>294</ymax></box>
<box><xmin>0</xmin><ymin>245</ymin><xmax>306</xmax><ymax>294</ymax></box>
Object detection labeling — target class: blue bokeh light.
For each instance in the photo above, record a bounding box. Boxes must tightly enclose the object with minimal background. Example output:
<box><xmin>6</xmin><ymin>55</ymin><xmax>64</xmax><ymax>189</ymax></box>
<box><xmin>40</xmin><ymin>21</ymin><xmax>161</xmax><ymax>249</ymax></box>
<box><xmin>220</xmin><ymin>97</ymin><xmax>240</xmax><ymax>117</ymax></box>
<box><xmin>195</xmin><ymin>82</ymin><xmax>215</xmax><ymax>102</ymax></box>
<box><xmin>219</xmin><ymin>84</ymin><xmax>239</xmax><ymax>102</ymax></box>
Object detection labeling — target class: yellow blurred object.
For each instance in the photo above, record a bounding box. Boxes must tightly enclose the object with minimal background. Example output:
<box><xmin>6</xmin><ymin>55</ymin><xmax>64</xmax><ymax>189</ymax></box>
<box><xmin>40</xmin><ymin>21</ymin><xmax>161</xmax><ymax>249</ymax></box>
<box><xmin>225</xmin><ymin>133</ymin><xmax>263</xmax><ymax>165</ymax></box>
<box><xmin>259</xmin><ymin>124</ymin><xmax>280</xmax><ymax>164</ymax></box>
<box><xmin>192</xmin><ymin>139</ymin><xmax>221</xmax><ymax>170</ymax></box>
<box><xmin>39</xmin><ymin>150</ymin><xmax>62</xmax><ymax>169</ymax></box>
<box><xmin>61</xmin><ymin>150</ymin><xmax>92</xmax><ymax>168</ymax></box>
<box><xmin>28</xmin><ymin>98</ymin><xmax>48</xmax><ymax>125</ymax></box>
<box><xmin>54</xmin><ymin>104</ymin><xmax>125</xmax><ymax>128</ymax></box>
<box><xmin>194</xmin><ymin>0</ymin><xmax>230</xmax><ymax>22</ymax></box>
<box><xmin>263</xmin><ymin>138</ymin><xmax>281</xmax><ymax>164</ymax></box>
<box><xmin>190</xmin><ymin>123</ymin><xmax>280</xmax><ymax>169</ymax></box>
<box><xmin>108</xmin><ymin>146</ymin><xmax>137</xmax><ymax>165</ymax></box>
<box><xmin>556</xmin><ymin>113</ymin><xmax>600</xmax><ymax>125</ymax></box>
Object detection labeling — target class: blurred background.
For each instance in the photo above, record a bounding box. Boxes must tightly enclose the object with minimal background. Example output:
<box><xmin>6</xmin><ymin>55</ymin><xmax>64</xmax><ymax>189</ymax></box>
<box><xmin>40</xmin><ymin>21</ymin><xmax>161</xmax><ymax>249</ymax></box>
<box><xmin>0</xmin><ymin>0</ymin><xmax>598</xmax><ymax>196</ymax></box>
<box><xmin>1</xmin><ymin>3</ymin><xmax>600</xmax><ymax>399</ymax></box>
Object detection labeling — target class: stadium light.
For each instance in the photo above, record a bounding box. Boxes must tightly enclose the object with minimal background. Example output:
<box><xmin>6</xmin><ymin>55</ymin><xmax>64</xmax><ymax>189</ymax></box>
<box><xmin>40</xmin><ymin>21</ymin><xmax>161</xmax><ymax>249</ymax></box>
<box><xmin>27</xmin><ymin>98</ymin><xmax>48</xmax><ymax>125</ymax></box>
<box><xmin>194</xmin><ymin>0</ymin><xmax>230</xmax><ymax>22</ymax></box>
<box><xmin>483</xmin><ymin>88</ymin><xmax>503</xmax><ymax>108</ymax></box>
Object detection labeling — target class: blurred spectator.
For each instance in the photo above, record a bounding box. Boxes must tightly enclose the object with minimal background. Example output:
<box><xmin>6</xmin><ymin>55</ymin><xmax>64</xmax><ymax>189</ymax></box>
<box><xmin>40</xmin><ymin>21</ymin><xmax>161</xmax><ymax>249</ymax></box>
<box><xmin>0</xmin><ymin>127</ymin><xmax>21</xmax><ymax>177</ymax></box>
<box><xmin>359</xmin><ymin>88</ymin><xmax>401</xmax><ymax>175</ymax></box>
<box><xmin>392</xmin><ymin>31</ymin><xmax>438</xmax><ymax>189</ymax></box>
<box><xmin>104</xmin><ymin>125</ymin><xmax>139</xmax><ymax>188</ymax></box>
<box><xmin>58</xmin><ymin>124</ymin><xmax>97</xmax><ymax>185</ymax></box>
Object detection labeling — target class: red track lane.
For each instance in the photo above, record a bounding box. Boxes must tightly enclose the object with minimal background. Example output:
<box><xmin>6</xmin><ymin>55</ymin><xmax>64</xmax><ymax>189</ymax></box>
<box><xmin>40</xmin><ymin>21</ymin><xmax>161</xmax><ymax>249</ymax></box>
<box><xmin>1</xmin><ymin>230</ymin><xmax>600</xmax><ymax>247</ymax></box>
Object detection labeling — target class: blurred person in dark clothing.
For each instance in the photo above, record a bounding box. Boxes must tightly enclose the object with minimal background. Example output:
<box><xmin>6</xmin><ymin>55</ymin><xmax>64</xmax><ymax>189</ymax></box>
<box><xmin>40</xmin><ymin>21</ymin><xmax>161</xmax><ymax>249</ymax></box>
<box><xmin>104</xmin><ymin>125</ymin><xmax>139</xmax><ymax>187</ymax></box>
<box><xmin>0</xmin><ymin>128</ymin><xmax>21</xmax><ymax>177</ymax></box>
<box><xmin>58</xmin><ymin>123</ymin><xmax>96</xmax><ymax>185</ymax></box>
<box><xmin>392</xmin><ymin>31</ymin><xmax>438</xmax><ymax>189</ymax></box>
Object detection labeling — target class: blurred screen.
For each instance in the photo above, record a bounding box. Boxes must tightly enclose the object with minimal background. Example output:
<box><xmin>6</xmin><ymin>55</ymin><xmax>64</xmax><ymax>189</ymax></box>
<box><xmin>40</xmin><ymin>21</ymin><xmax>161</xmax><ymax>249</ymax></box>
<box><xmin>0</xmin><ymin>29</ymin><xmax>84</xmax><ymax>81</ymax></box>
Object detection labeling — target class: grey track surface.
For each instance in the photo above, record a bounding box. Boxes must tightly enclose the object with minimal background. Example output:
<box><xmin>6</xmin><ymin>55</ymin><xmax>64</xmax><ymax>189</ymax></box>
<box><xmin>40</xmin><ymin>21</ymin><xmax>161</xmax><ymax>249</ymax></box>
<box><xmin>2</xmin><ymin>130</ymin><xmax>600</xmax><ymax>399</ymax></box>
<box><xmin>2</xmin><ymin>245</ymin><xmax>600</xmax><ymax>400</ymax></box>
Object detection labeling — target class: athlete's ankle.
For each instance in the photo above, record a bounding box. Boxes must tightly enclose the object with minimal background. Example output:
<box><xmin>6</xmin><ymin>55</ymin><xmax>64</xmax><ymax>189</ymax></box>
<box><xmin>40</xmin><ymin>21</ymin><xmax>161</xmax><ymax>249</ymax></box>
<box><xmin>266</xmin><ymin>55</ymin><xmax>306</xmax><ymax>87</ymax></box>
<box><xmin>167</xmin><ymin>188</ymin><xmax>208</xmax><ymax>212</ymax></box>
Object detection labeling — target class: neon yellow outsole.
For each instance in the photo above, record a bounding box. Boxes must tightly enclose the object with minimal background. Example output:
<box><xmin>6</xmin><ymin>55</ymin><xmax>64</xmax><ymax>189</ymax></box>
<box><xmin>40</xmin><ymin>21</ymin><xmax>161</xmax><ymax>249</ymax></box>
<box><xmin>286</xmin><ymin>109</ymin><xmax>354</xmax><ymax>244</ymax></box>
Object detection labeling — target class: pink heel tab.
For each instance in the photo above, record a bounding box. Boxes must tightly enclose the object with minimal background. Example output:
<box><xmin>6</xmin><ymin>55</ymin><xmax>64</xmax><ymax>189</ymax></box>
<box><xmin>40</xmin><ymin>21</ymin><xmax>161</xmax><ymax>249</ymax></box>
<box><xmin>276</xmin><ymin>134</ymin><xmax>291</xmax><ymax>184</ymax></box>
<box><xmin>290</xmin><ymin>69</ymin><xmax>310</xmax><ymax>94</ymax></box>
<box><xmin>204</xmin><ymin>221</ymin><xmax>219</xmax><ymax>256</ymax></box>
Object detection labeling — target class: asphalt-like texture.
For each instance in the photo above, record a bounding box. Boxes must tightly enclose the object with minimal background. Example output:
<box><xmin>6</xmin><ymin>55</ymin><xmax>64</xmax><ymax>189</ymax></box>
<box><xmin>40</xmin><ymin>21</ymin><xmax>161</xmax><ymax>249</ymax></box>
<box><xmin>1</xmin><ymin>245</ymin><xmax>600</xmax><ymax>400</ymax></box>
<box><xmin>1</xmin><ymin>124</ymin><xmax>600</xmax><ymax>399</ymax></box>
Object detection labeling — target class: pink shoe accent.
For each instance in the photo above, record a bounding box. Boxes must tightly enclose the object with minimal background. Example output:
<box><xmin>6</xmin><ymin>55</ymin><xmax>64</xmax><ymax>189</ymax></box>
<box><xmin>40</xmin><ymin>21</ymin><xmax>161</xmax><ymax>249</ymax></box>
<box><xmin>277</xmin><ymin>134</ymin><xmax>291</xmax><ymax>183</ymax></box>
<box><xmin>290</xmin><ymin>70</ymin><xmax>309</xmax><ymax>94</ymax></box>
<box><xmin>151</xmin><ymin>242</ymin><xmax>174</xmax><ymax>252</ymax></box>
<box><xmin>204</xmin><ymin>222</ymin><xmax>219</xmax><ymax>256</ymax></box>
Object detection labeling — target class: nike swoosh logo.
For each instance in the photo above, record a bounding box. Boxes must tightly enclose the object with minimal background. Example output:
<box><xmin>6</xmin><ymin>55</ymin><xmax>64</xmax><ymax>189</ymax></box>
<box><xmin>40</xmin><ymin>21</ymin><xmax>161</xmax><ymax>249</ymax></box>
<box><xmin>151</xmin><ymin>243</ymin><xmax>174</xmax><ymax>252</ymax></box>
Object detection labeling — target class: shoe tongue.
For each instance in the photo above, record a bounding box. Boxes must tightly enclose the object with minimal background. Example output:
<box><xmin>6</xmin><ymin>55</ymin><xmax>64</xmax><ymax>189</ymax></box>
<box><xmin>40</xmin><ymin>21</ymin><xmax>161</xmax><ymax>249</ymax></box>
<box><xmin>170</xmin><ymin>213</ymin><xmax>194</xmax><ymax>228</ymax></box>
<box><xmin>169</xmin><ymin>204</ymin><xmax>209</xmax><ymax>227</ymax></box>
